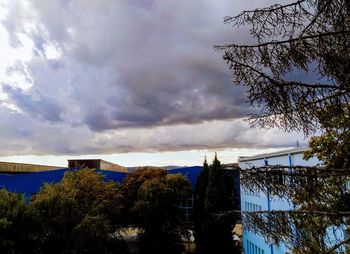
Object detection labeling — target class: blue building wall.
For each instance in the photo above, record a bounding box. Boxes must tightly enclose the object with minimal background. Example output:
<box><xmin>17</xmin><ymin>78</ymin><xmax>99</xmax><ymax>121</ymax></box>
<box><xmin>167</xmin><ymin>166</ymin><xmax>203</xmax><ymax>189</ymax></box>
<box><xmin>0</xmin><ymin>169</ymin><xmax>68</xmax><ymax>198</ymax></box>
<box><xmin>0</xmin><ymin>168</ymin><xmax>129</xmax><ymax>198</ymax></box>
<box><xmin>0</xmin><ymin>166</ymin><xmax>204</xmax><ymax>198</ymax></box>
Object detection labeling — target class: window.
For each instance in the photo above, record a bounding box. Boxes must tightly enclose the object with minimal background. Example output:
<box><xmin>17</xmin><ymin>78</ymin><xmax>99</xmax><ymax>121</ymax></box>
<box><xmin>179</xmin><ymin>194</ymin><xmax>194</xmax><ymax>222</ymax></box>
<box><xmin>246</xmin><ymin>240</ymin><xmax>264</xmax><ymax>254</ymax></box>
<box><xmin>246</xmin><ymin>202</ymin><xmax>262</xmax><ymax>212</ymax></box>
<box><xmin>243</xmin><ymin>187</ymin><xmax>260</xmax><ymax>197</ymax></box>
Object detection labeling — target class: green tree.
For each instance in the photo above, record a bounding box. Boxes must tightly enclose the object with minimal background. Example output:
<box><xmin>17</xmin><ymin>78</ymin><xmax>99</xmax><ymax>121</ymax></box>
<box><xmin>122</xmin><ymin>168</ymin><xmax>190</xmax><ymax>254</ymax></box>
<box><xmin>304</xmin><ymin>104</ymin><xmax>350</xmax><ymax>170</ymax></box>
<box><xmin>193</xmin><ymin>158</ymin><xmax>209</xmax><ymax>253</ymax></box>
<box><xmin>194</xmin><ymin>155</ymin><xmax>238</xmax><ymax>254</ymax></box>
<box><xmin>0</xmin><ymin>189</ymin><xmax>36</xmax><ymax>254</ymax></box>
<box><xmin>121</xmin><ymin>167</ymin><xmax>167</xmax><ymax>226</ymax></box>
<box><xmin>216</xmin><ymin>0</ymin><xmax>350</xmax><ymax>253</ymax></box>
<box><xmin>29</xmin><ymin>169</ymin><xmax>127</xmax><ymax>254</ymax></box>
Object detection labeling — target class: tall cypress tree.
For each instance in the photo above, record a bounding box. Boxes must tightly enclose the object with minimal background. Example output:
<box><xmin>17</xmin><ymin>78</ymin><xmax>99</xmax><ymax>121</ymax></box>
<box><xmin>194</xmin><ymin>155</ymin><xmax>239</xmax><ymax>254</ymax></box>
<box><xmin>193</xmin><ymin>157</ymin><xmax>209</xmax><ymax>254</ymax></box>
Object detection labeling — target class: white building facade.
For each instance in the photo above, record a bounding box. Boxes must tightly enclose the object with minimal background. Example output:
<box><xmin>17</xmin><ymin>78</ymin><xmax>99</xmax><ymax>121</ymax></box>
<box><xmin>238</xmin><ymin>147</ymin><xmax>320</xmax><ymax>254</ymax></box>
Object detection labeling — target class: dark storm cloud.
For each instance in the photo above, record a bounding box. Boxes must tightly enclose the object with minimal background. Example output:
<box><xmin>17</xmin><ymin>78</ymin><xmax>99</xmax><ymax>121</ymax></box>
<box><xmin>3</xmin><ymin>0</ymin><xmax>253</xmax><ymax>130</ymax></box>
<box><xmin>0</xmin><ymin>0</ymin><xmax>303</xmax><ymax>155</ymax></box>
<box><xmin>84</xmin><ymin>60</ymin><xmax>251</xmax><ymax>131</ymax></box>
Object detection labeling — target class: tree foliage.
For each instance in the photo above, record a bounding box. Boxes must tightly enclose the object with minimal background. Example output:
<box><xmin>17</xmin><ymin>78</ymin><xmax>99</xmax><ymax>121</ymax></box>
<box><xmin>121</xmin><ymin>167</ymin><xmax>167</xmax><ymax>226</ymax></box>
<box><xmin>216</xmin><ymin>0</ymin><xmax>350</xmax><ymax>253</ymax></box>
<box><xmin>304</xmin><ymin>104</ymin><xmax>350</xmax><ymax>169</ymax></box>
<box><xmin>193</xmin><ymin>156</ymin><xmax>239</xmax><ymax>254</ymax></box>
<box><xmin>121</xmin><ymin>167</ymin><xmax>191</xmax><ymax>253</ymax></box>
<box><xmin>0</xmin><ymin>189</ymin><xmax>36</xmax><ymax>254</ymax></box>
<box><xmin>193</xmin><ymin>158</ymin><xmax>209</xmax><ymax>252</ymax></box>
<box><xmin>29</xmin><ymin>169</ymin><xmax>127</xmax><ymax>254</ymax></box>
<box><xmin>0</xmin><ymin>168</ymin><xmax>195</xmax><ymax>253</ymax></box>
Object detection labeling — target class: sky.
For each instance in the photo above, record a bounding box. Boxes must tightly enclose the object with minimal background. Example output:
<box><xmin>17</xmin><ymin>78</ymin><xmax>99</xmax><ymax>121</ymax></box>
<box><xmin>0</xmin><ymin>0</ymin><xmax>306</xmax><ymax>167</ymax></box>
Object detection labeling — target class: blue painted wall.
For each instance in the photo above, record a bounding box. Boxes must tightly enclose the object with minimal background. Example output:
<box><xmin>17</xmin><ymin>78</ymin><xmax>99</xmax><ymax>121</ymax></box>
<box><xmin>0</xmin><ymin>166</ymin><xmax>204</xmax><ymax>197</ymax></box>
<box><xmin>0</xmin><ymin>169</ymin><xmax>68</xmax><ymax>198</ymax></box>
<box><xmin>168</xmin><ymin>166</ymin><xmax>203</xmax><ymax>189</ymax></box>
<box><xmin>0</xmin><ymin>168</ymin><xmax>128</xmax><ymax>198</ymax></box>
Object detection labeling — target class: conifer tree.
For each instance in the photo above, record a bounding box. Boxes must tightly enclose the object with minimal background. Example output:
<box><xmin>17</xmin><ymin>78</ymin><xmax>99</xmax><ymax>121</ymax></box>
<box><xmin>193</xmin><ymin>155</ymin><xmax>239</xmax><ymax>254</ymax></box>
<box><xmin>216</xmin><ymin>0</ymin><xmax>350</xmax><ymax>252</ymax></box>
<box><xmin>193</xmin><ymin>157</ymin><xmax>209</xmax><ymax>254</ymax></box>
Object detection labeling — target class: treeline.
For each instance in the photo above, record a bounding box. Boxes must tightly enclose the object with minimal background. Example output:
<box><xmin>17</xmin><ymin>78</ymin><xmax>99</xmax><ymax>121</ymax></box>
<box><xmin>0</xmin><ymin>157</ymin><xmax>240</xmax><ymax>254</ymax></box>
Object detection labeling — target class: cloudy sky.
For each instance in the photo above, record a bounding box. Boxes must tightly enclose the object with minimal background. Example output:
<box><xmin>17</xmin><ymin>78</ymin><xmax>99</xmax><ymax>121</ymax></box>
<box><xmin>0</xmin><ymin>0</ymin><xmax>305</xmax><ymax>166</ymax></box>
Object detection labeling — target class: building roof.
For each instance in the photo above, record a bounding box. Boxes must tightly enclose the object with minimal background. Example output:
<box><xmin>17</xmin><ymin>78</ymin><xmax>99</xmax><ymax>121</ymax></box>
<box><xmin>238</xmin><ymin>147</ymin><xmax>309</xmax><ymax>162</ymax></box>
<box><xmin>0</xmin><ymin>161</ymin><xmax>63</xmax><ymax>173</ymax></box>
<box><xmin>67</xmin><ymin>159</ymin><xmax>128</xmax><ymax>172</ymax></box>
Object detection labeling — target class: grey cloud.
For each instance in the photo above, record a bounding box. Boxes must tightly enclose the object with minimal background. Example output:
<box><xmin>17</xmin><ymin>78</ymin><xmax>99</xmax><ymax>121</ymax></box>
<box><xmin>2</xmin><ymin>84</ymin><xmax>62</xmax><ymax>123</ymax></box>
<box><xmin>4</xmin><ymin>0</ymin><xmax>251</xmax><ymax>130</ymax></box>
<box><xmin>0</xmin><ymin>0</ymin><xmax>299</xmax><ymax>156</ymax></box>
<box><xmin>0</xmin><ymin>107</ymin><xmax>306</xmax><ymax>156</ymax></box>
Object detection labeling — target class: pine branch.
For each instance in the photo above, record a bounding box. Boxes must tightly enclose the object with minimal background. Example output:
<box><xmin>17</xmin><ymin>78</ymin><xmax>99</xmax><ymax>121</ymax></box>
<box><xmin>325</xmin><ymin>237</ymin><xmax>350</xmax><ymax>254</ymax></box>
<box><xmin>224</xmin><ymin>0</ymin><xmax>308</xmax><ymax>23</ymax></box>
<box><xmin>226</xmin><ymin>60</ymin><xmax>342</xmax><ymax>90</ymax></box>
<box><xmin>298</xmin><ymin>0</ymin><xmax>333</xmax><ymax>38</ymax></box>
<box><xmin>216</xmin><ymin>209</ymin><xmax>350</xmax><ymax>216</ymax></box>
<box><xmin>215</xmin><ymin>30</ymin><xmax>350</xmax><ymax>50</ymax></box>
<box><xmin>240</xmin><ymin>165</ymin><xmax>350</xmax><ymax>177</ymax></box>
